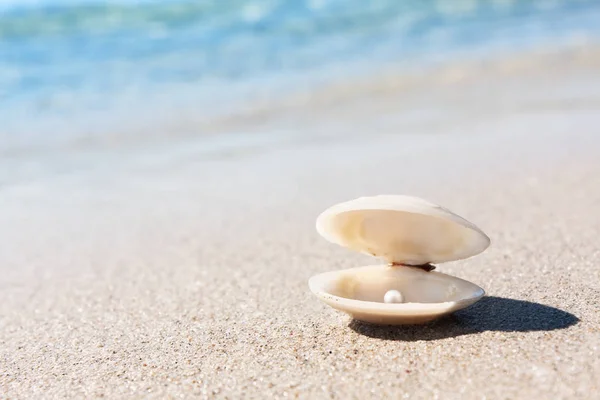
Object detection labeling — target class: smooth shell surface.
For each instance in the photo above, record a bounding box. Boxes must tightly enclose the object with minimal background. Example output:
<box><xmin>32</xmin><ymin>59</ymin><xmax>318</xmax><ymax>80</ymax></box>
<box><xmin>309</xmin><ymin>265</ymin><xmax>485</xmax><ymax>325</ymax></box>
<box><xmin>316</xmin><ymin>195</ymin><xmax>490</xmax><ymax>265</ymax></box>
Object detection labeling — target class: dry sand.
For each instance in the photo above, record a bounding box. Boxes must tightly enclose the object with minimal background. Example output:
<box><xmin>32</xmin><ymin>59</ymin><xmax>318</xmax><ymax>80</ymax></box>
<box><xmin>2</xmin><ymin>47</ymin><xmax>600</xmax><ymax>399</ymax></box>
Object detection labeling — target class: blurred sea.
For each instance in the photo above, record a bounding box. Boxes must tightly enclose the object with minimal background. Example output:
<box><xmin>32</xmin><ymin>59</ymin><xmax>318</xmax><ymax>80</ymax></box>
<box><xmin>1</xmin><ymin>0</ymin><xmax>600</xmax><ymax>148</ymax></box>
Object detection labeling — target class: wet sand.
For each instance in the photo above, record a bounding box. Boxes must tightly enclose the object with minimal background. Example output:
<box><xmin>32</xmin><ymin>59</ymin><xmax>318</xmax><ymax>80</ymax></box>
<box><xmin>1</xmin><ymin>46</ymin><xmax>600</xmax><ymax>399</ymax></box>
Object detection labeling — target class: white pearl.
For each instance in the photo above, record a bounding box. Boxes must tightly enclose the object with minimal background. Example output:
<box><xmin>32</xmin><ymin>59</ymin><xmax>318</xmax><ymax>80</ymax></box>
<box><xmin>384</xmin><ymin>289</ymin><xmax>404</xmax><ymax>304</ymax></box>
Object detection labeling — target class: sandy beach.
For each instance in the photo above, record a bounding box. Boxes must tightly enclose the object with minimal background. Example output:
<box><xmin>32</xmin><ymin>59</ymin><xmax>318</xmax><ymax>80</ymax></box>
<box><xmin>2</xmin><ymin>46</ymin><xmax>600</xmax><ymax>399</ymax></box>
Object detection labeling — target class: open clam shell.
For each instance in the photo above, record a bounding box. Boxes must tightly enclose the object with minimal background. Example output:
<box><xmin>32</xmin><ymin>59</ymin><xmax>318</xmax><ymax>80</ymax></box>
<box><xmin>310</xmin><ymin>195</ymin><xmax>490</xmax><ymax>325</ymax></box>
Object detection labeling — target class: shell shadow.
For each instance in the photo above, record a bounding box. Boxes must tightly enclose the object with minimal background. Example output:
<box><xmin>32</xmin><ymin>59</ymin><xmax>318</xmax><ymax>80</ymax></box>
<box><xmin>348</xmin><ymin>296</ymin><xmax>579</xmax><ymax>341</ymax></box>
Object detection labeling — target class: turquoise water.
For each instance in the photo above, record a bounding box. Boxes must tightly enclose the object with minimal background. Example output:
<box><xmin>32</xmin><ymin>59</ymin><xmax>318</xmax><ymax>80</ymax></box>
<box><xmin>1</xmin><ymin>0</ymin><xmax>600</xmax><ymax>143</ymax></box>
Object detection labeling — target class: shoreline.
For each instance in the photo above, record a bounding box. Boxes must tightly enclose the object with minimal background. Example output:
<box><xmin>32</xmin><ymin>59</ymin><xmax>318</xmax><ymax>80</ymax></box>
<box><xmin>0</xmin><ymin>41</ymin><xmax>600</xmax><ymax>190</ymax></box>
<box><xmin>3</xmin><ymin>42</ymin><xmax>600</xmax><ymax>190</ymax></box>
<box><xmin>3</xmin><ymin>41</ymin><xmax>600</xmax><ymax>153</ymax></box>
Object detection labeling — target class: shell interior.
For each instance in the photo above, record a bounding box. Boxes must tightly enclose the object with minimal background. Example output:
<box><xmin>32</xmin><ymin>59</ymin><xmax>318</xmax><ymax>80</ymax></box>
<box><xmin>316</xmin><ymin>195</ymin><xmax>490</xmax><ymax>265</ymax></box>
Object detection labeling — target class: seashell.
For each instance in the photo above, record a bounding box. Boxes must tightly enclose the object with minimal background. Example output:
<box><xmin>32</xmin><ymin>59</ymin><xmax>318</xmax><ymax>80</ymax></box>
<box><xmin>309</xmin><ymin>195</ymin><xmax>490</xmax><ymax>325</ymax></box>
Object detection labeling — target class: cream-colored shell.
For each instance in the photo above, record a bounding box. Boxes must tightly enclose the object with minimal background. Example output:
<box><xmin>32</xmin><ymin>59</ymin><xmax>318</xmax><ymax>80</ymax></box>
<box><xmin>316</xmin><ymin>195</ymin><xmax>490</xmax><ymax>265</ymax></box>
<box><xmin>309</xmin><ymin>265</ymin><xmax>485</xmax><ymax>325</ymax></box>
<box><xmin>310</xmin><ymin>195</ymin><xmax>490</xmax><ymax>325</ymax></box>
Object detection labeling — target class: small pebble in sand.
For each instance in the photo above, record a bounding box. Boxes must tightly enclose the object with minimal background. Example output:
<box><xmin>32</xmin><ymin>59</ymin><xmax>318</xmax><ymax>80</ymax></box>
<box><xmin>383</xmin><ymin>290</ymin><xmax>404</xmax><ymax>304</ymax></box>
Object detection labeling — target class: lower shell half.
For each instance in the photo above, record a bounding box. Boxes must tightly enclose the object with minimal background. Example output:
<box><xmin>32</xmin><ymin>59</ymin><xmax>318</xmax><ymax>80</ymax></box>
<box><xmin>308</xmin><ymin>265</ymin><xmax>484</xmax><ymax>325</ymax></box>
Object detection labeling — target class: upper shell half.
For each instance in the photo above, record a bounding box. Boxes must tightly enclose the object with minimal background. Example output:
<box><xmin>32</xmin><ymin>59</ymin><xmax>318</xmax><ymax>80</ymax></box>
<box><xmin>316</xmin><ymin>195</ymin><xmax>490</xmax><ymax>265</ymax></box>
